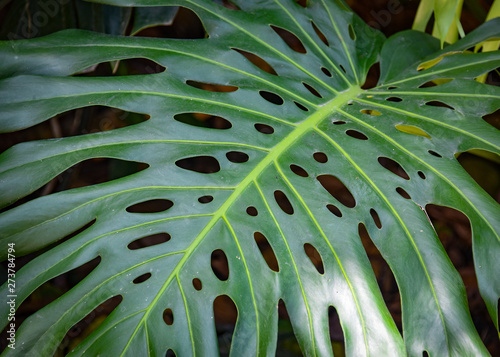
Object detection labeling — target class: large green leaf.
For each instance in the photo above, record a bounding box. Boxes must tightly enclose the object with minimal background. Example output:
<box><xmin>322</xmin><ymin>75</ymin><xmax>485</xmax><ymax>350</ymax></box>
<box><xmin>1</xmin><ymin>0</ymin><xmax>499</xmax><ymax>355</ymax></box>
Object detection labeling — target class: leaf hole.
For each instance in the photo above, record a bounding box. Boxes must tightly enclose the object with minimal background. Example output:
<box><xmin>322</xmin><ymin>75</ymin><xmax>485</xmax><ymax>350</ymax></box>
<box><xmin>370</xmin><ymin>208</ymin><xmax>382</xmax><ymax>229</ymax></box>
<box><xmin>303</xmin><ymin>82</ymin><xmax>323</xmax><ymax>98</ymax></box>
<box><xmin>226</xmin><ymin>151</ymin><xmax>249</xmax><ymax>163</ymax></box>
<box><xmin>294</xmin><ymin>101</ymin><xmax>309</xmax><ymax>111</ymax></box>
<box><xmin>17</xmin><ymin>256</ymin><xmax>101</xmax><ymax>325</ymax></box>
<box><xmin>425</xmin><ymin>204</ymin><xmax>497</xmax><ymax>348</ymax></box>
<box><xmin>246</xmin><ymin>206</ymin><xmax>258</xmax><ymax>216</ymax></box>
<box><xmin>274</xmin><ymin>190</ymin><xmax>294</xmax><ymax>215</ymax></box>
<box><xmin>192</xmin><ymin>278</ymin><xmax>202</xmax><ymax>291</ymax></box>
<box><xmin>418</xmin><ymin>171</ymin><xmax>426</xmax><ymax>179</ymax></box>
<box><xmin>377</xmin><ymin>157</ymin><xmax>410</xmax><ymax>180</ymax></box>
<box><xmin>396</xmin><ymin>187</ymin><xmax>411</xmax><ymax>199</ymax></box>
<box><xmin>311</xmin><ymin>21</ymin><xmax>329</xmax><ymax>46</ymax></box>
<box><xmin>270</xmin><ymin>25</ymin><xmax>307</xmax><ymax>53</ymax></box>
<box><xmin>326</xmin><ymin>204</ymin><xmax>342</xmax><ymax>217</ymax></box>
<box><xmin>457</xmin><ymin>150</ymin><xmax>500</xmax><ymax>200</ymax></box>
<box><xmin>313</xmin><ymin>152</ymin><xmax>328</xmax><ymax>163</ymax></box>
<box><xmin>290</xmin><ymin>164</ymin><xmax>309</xmax><ymax>178</ymax></box>
<box><xmin>173</xmin><ymin>112</ymin><xmax>232</xmax><ymax>130</ymax></box>
<box><xmin>254</xmin><ymin>123</ymin><xmax>275</xmax><ymax>134</ymax></box>
<box><xmin>86</xmin><ymin>158</ymin><xmax>149</xmax><ymax>186</ymax></box>
<box><xmin>166</xmin><ymin>349</ymin><xmax>176</xmax><ymax>357</ymax></box>
<box><xmin>395</xmin><ymin>124</ymin><xmax>431</xmax><ymax>139</ymax></box>
<box><xmin>333</xmin><ymin>120</ymin><xmax>346</xmax><ymax>125</ymax></box>
<box><xmin>278</xmin><ymin>299</ymin><xmax>289</xmax><ymax>319</ymax></box>
<box><xmin>186</xmin><ymin>80</ymin><xmax>238</xmax><ymax>92</ymax></box>
<box><xmin>339</xmin><ymin>64</ymin><xmax>347</xmax><ymax>73</ymax></box>
<box><xmin>417</xmin><ymin>78</ymin><xmax>453</xmax><ymax>88</ymax></box>
<box><xmin>317</xmin><ymin>175</ymin><xmax>356</xmax><ymax>208</ymax></box>
<box><xmin>361</xmin><ymin>109</ymin><xmax>382</xmax><ymax>116</ymax></box>
<box><xmin>75</xmin><ymin>58</ymin><xmax>166</xmax><ymax>77</ymax></box>
<box><xmin>422</xmin><ymin>351</ymin><xmax>429</xmax><ymax>357</ymax></box>
<box><xmin>328</xmin><ymin>306</ymin><xmax>345</xmax><ymax>350</ymax></box>
<box><xmin>67</xmin><ymin>219</ymin><xmax>97</xmax><ymax>240</ymax></box>
<box><xmin>213</xmin><ymin>294</ymin><xmax>238</xmax><ymax>347</ymax></box>
<box><xmin>418</xmin><ymin>80</ymin><xmax>437</xmax><ymax>88</ymax></box>
<box><xmin>386</xmin><ymin>97</ymin><xmax>402</xmax><ymax>102</ymax></box>
<box><xmin>135</xmin><ymin>7</ymin><xmax>206</xmax><ymax>40</ymax></box>
<box><xmin>348</xmin><ymin>24</ymin><xmax>356</xmax><ymax>40</ymax></box>
<box><xmin>220</xmin><ymin>0</ymin><xmax>241</xmax><ymax>10</ymax></box>
<box><xmin>254</xmin><ymin>232</ymin><xmax>279</xmax><ymax>272</ymax></box>
<box><xmin>425</xmin><ymin>100</ymin><xmax>455</xmax><ymax>110</ymax></box>
<box><xmin>163</xmin><ymin>308</ymin><xmax>174</xmax><ymax>325</ymax></box>
<box><xmin>388</xmin><ymin>86</ymin><xmax>398</xmax><ymax>90</ymax></box>
<box><xmin>133</xmin><ymin>272</ymin><xmax>152</xmax><ymax>284</ymax></box>
<box><xmin>0</xmin><ymin>106</ymin><xmax>149</xmax><ymax>163</ymax></box>
<box><xmin>425</xmin><ymin>204</ymin><xmax>473</xmax><ymax>274</ymax></box>
<box><xmin>211</xmin><ymin>249</ymin><xmax>230</xmax><ymax>281</ymax></box>
<box><xmin>304</xmin><ymin>243</ymin><xmax>325</xmax><ymax>274</ymax></box>
<box><xmin>321</xmin><ymin>67</ymin><xmax>333</xmax><ymax>77</ymax></box>
<box><xmin>128</xmin><ymin>233</ymin><xmax>171</xmax><ymax>250</ymax></box>
<box><xmin>483</xmin><ymin>108</ymin><xmax>500</xmax><ymax>130</ymax></box>
<box><xmin>27</xmin><ymin>159</ymin><xmax>149</xmax><ymax>201</ymax></box>
<box><xmin>276</xmin><ymin>299</ymin><xmax>302</xmax><ymax>351</ymax></box>
<box><xmin>198</xmin><ymin>195</ymin><xmax>213</xmax><ymax>204</ymax></box>
<box><xmin>175</xmin><ymin>155</ymin><xmax>221</xmax><ymax>174</ymax></box>
<box><xmin>40</xmin><ymin>106</ymin><xmax>150</xmax><ymax>139</ymax></box>
<box><xmin>121</xmin><ymin>58</ymin><xmax>167</xmax><ymax>75</ymax></box>
<box><xmin>232</xmin><ymin>48</ymin><xmax>278</xmax><ymax>75</ymax></box>
<box><xmin>361</xmin><ymin>62</ymin><xmax>380</xmax><ymax>89</ymax></box>
<box><xmin>428</xmin><ymin>150</ymin><xmax>442</xmax><ymax>158</ymax></box>
<box><xmin>295</xmin><ymin>0</ymin><xmax>307</xmax><ymax>8</ymax></box>
<box><xmin>61</xmin><ymin>295</ymin><xmax>123</xmax><ymax>350</ymax></box>
<box><xmin>126</xmin><ymin>199</ymin><xmax>174</xmax><ymax>214</ymax></box>
<box><xmin>358</xmin><ymin>223</ymin><xmax>402</xmax><ymax>332</ymax></box>
<box><xmin>259</xmin><ymin>90</ymin><xmax>284</xmax><ymax>105</ymax></box>
<box><xmin>346</xmin><ymin>129</ymin><xmax>368</xmax><ymax>140</ymax></box>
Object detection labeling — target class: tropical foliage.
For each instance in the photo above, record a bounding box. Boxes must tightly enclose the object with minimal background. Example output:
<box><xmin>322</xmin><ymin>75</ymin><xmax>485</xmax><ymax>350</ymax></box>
<box><xmin>1</xmin><ymin>0</ymin><xmax>499</xmax><ymax>356</ymax></box>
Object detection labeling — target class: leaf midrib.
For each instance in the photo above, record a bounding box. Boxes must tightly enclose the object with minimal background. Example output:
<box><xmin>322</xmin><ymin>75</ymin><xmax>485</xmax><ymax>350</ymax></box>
<box><xmin>120</xmin><ymin>85</ymin><xmax>363</xmax><ymax>355</ymax></box>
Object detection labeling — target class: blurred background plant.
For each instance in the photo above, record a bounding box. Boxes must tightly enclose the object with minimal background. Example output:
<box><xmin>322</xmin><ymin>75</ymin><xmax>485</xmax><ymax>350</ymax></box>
<box><xmin>411</xmin><ymin>0</ymin><xmax>500</xmax><ymax>83</ymax></box>
<box><xmin>0</xmin><ymin>0</ymin><xmax>178</xmax><ymax>39</ymax></box>
<box><xmin>412</xmin><ymin>0</ymin><xmax>499</xmax><ymax>47</ymax></box>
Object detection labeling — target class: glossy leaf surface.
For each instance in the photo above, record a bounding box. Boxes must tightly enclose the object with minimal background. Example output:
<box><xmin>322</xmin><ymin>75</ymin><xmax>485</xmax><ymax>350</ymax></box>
<box><xmin>0</xmin><ymin>1</ymin><xmax>499</xmax><ymax>356</ymax></box>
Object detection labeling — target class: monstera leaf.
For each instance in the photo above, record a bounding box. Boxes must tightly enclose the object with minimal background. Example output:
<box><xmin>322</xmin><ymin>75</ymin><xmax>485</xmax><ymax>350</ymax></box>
<box><xmin>1</xmin><ymin>0</ymin><xmax>500</xmax><ymax>355</ymax></box>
